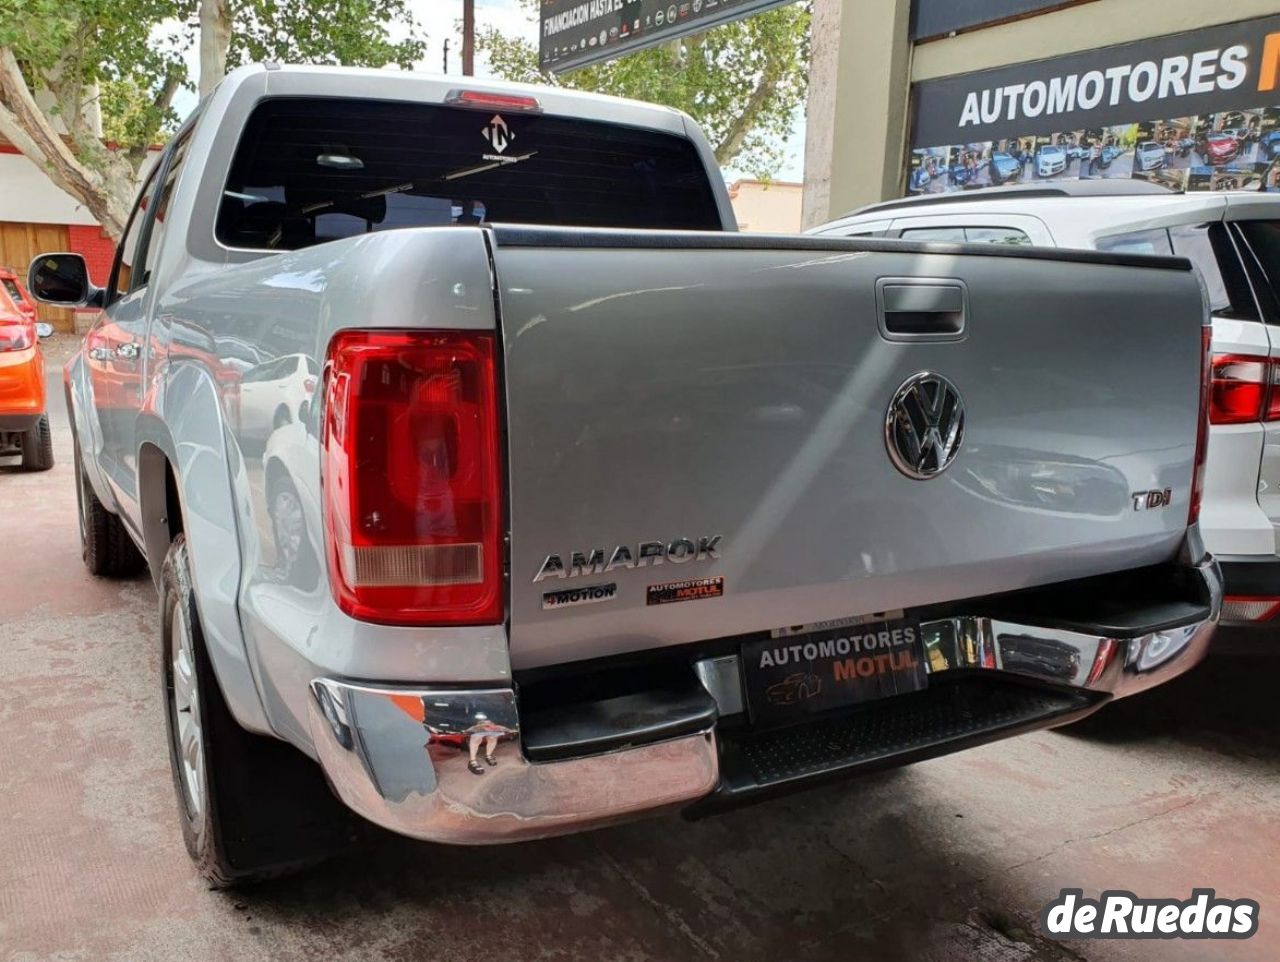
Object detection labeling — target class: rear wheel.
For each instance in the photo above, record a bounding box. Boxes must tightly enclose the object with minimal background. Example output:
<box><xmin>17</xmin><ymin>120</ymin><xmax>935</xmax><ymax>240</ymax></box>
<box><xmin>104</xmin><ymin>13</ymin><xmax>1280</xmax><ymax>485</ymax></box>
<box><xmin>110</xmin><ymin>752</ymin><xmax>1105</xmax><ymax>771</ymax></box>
<box><xmin>267</xmin><ymin>467</ymin><xmax>318</xmax><ymax>587</ymax></box>
<box><xmin>161</xmin><ymin>535</ymin><xmax>356</xmax><ymax>887</ymax></box>
<box><xmin>20</xmin><ymin>414</ymin><xmax>53</xmax><ymax>471</ymax></box>
<box><xmin>74</xmin><ymin>438</ymin><xmax>145</xmax><ymax>577</ymax></box>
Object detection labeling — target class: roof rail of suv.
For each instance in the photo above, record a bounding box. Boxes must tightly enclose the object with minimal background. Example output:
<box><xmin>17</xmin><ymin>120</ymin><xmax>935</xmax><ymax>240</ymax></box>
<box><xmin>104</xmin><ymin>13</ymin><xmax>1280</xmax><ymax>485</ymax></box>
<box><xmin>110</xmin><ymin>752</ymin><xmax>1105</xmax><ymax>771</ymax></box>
<box><xmin>847</xmin><ymin>180</ymin><xmax>1178</xmax><ymax>217</ymax></box>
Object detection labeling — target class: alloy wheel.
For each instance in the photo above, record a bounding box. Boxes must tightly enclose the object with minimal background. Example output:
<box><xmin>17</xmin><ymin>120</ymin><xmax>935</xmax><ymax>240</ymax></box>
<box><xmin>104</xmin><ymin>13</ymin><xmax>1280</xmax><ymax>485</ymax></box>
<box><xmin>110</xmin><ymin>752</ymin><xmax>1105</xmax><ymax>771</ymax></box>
<box><xmin>170</xmin><ymin>605</ymin><xmax>206</xmax><ymax>821</ymax></box>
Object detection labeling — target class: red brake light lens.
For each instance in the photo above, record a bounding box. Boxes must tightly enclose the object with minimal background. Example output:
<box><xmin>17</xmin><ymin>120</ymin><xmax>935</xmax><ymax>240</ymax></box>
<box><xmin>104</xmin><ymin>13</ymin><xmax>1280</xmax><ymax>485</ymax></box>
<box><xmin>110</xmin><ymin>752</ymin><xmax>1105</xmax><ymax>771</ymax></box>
<box><xmin>446</xmin><ymin>89</ymin><xmax>541</xmax><ymax>112</ymax></box>
<box><xmin>322</xmin><ymin>330</ymin><xmax>504</xmax><ymax>626</ymax></box>
<box><xmin>1268</xmin><ymin>362</ymin><xmax>1280</xmax><ymax>422</ymax></box>
<box><xmin>1208</xmin><ymin>353</ymin><xmax>1268</xmax><ymax>425</ymax></box>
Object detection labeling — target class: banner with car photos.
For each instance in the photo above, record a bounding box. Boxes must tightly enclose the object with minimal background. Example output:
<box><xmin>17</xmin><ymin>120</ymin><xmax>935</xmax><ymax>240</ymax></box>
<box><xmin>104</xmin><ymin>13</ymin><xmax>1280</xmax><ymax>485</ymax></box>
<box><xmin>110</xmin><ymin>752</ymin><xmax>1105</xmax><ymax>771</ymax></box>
<box><xmin>540</xmin><ymin>0</ymin><xmax>793</xmax><ymax>73</ymax></box>
<box><xmin>907</xmin><ymin>14</ymin><xmax>1280</xmax><ymax>196</ymax></box>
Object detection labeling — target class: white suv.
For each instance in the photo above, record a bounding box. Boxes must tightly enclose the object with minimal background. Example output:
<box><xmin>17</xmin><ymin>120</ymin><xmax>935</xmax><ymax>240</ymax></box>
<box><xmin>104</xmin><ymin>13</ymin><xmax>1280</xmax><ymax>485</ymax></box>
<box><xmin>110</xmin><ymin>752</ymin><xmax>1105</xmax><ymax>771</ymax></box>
<box><xmin>814</xmin><ymin>181</ymin><xmax>1280</xmax><ymax>627</ymax></box>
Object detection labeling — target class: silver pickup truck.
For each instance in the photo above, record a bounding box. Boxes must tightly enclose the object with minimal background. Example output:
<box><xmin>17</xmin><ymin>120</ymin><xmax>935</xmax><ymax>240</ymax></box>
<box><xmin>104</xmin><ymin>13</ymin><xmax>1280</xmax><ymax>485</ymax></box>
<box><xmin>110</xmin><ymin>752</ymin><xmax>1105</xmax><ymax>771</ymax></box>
<box><xmin>31</xmin><ymin>65</ymin><xmax>1221</xmax><ymax>886</ymax></box>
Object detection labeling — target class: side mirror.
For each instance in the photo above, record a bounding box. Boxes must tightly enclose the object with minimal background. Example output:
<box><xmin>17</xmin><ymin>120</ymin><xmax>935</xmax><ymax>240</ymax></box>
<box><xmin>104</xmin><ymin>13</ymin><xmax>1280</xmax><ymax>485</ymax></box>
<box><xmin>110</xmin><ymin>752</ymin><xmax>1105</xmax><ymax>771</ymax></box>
<box><xmin>27</xmin><ymin>253</ymin><xmax>104</xmax><ymax>308</ymax></box>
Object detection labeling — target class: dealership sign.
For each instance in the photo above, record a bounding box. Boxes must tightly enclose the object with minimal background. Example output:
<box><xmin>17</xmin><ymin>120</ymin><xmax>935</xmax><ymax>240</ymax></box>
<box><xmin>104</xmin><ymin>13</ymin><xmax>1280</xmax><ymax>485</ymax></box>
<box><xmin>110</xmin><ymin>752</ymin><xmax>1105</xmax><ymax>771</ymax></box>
<box><xmin>913</xmin><ymin>15</ymin><xmax>1280</xmax><ymax>145</ymax></box>
<box><xmin>909</xmin><ymin>14</ymin><xmax>1280</xmax><ymax>196</ymax></box>
<box><xmin>911</xmin><ymin>0</ymin><xmax>1074</xmax><ymax>43</ymax></box>
<box><xmin>539</xmin><ymin>0</ymin><xmax>793</xmax><ymax>73</ymax></box>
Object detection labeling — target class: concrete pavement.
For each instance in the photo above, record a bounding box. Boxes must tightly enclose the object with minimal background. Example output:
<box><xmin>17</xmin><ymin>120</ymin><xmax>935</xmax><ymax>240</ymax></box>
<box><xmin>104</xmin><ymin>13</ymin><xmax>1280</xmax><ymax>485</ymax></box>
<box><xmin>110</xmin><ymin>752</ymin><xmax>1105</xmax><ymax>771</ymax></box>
<box><xmin>2</xmin><ymin>338</ymin><xmax>1279</xmax><ymax>961</ymax></box>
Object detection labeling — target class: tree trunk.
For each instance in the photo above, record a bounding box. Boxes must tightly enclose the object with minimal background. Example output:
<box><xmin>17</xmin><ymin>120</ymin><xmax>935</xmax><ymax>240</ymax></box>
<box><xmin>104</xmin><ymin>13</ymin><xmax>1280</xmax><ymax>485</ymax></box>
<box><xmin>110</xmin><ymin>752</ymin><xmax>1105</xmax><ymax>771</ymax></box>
<box><xmin>462</xmin><ymin>0</ymin><xmax>476</xmax><ymax>76</ymax></box>
<box><xmin>714</xmin><ymin>69</ymin><xmax>778</xmax><ymax>167</ymax></box>
<box><xmin>0</xmin><ymin>47</ymin><xmax>130</xmax><ymax>241</ymax></box>
<box><xmin>199</xmin><ymin>0</ymin><xmax>233</xmax><ymax>97</ymax></box>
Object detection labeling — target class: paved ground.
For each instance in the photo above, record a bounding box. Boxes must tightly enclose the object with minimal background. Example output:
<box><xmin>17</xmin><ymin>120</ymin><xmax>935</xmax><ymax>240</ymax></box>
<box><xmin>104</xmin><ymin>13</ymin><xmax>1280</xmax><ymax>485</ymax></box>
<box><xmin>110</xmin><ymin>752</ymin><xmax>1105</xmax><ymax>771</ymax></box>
<box><xmin>3</xmin><ymin>339</ymin><xmax>1280</xmax><ymax>962</ymax></box>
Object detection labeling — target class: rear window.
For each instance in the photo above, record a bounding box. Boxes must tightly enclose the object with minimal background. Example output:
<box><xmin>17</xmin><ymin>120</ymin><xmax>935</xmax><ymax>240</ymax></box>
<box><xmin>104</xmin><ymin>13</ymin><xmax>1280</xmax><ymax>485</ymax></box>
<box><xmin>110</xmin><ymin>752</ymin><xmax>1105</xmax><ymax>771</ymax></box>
<box><xmin>216</xmin><ymin>97</ymin><xmax>722</xmax><ymax>250</ymax></box>
<box><xmin>1</xmin><ymin>278</ymin><xmax>23</xmax><ymax>305</ymax></box>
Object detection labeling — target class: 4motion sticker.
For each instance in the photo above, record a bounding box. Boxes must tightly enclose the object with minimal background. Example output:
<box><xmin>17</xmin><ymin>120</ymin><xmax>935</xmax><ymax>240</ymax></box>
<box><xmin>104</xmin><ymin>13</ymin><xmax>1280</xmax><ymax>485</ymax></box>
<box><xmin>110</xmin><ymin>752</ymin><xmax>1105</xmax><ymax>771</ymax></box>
<box><xmin>542</xmin><ymin>583</ymin><xmax>617</xmax><ymax>611</ymax></box>
<box><xmin>646</xmin><ymin>576</ymin><xmax>724</xmax><ymax>606</ymax></box>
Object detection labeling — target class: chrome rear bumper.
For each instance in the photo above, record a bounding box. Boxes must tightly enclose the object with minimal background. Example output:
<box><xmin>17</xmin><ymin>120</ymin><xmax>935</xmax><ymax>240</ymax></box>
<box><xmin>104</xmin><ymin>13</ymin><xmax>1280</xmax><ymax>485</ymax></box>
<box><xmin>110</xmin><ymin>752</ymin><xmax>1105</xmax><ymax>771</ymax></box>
<box><xmin>307</xmin><ymin>555</ymin><xmax>1220</xmax><ymax>844</ymax></box>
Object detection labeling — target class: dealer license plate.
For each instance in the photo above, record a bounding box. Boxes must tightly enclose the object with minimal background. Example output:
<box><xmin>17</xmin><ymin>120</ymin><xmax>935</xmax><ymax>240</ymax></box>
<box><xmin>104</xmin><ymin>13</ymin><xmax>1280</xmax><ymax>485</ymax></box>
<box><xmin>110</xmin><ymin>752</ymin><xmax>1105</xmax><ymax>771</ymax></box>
<box><xmin>742</xmin><ymin>616</ymin><xmax>928</xmax><ymax>726</ymax></box>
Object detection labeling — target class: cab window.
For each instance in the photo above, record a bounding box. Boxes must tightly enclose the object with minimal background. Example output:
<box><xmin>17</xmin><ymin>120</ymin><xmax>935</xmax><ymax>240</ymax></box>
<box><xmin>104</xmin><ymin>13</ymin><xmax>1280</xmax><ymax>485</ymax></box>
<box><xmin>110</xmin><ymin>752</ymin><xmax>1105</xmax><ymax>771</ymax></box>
<box><xmin>137</xmin><ymin>133</ymin><xmax>193</xmax><ymax>289</ymax></box>
<box><xmin>108</xmin><ymin>166</ymin><xmax>161</xmax><ymax>301</ymax></box>
<box><xmin>899</xmin><ymin>225</ymin><xmax>1030</xmax><ymax>245</ymax></box>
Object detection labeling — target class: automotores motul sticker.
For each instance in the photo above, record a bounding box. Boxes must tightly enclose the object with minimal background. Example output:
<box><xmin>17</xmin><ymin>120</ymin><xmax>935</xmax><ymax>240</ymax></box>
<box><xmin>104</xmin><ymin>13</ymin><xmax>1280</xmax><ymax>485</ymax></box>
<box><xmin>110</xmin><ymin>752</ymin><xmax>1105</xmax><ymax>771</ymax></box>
<box><xmin>646</xmin><ymin>576</ymin><xmax>724</xmax><ymax>606</ymax></box>
<box><xmin>542</xmin><ymin>582</ymin><xmax>617</xmax><ymax>611</ymax></box>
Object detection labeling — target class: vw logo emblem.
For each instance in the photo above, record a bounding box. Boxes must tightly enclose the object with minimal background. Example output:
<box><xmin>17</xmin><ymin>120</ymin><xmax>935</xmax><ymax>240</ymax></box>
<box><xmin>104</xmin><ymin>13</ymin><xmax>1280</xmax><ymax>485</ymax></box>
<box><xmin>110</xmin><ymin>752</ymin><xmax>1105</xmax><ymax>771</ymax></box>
<box><xmin>884</xmin><ymin>372</ymin><xmax>965</xmax><ymax>480</ymax></box>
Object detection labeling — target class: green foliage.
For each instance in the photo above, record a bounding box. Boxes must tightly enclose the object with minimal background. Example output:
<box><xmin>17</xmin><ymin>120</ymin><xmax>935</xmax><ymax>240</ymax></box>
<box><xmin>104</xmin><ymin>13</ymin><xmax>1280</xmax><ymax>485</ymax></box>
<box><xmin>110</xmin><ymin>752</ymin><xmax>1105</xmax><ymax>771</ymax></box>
<box><xmin>230</xmin><ymin>0</ymin><xmax>425</xmax><ymax>70</ymax></box>
<box><xmin>478</xmin><ymin>0</ymin><xmax>810</xmax><ymax>177</ymax></box>
<box><xmin>101</xmin><ymin>77</ymin><xmax>174</xmax><ymax>148</ymax></box>
<box><xmin>3</xmin><ymin>0</ymin><xmax>424</xmax><ymax>154</ymax></box>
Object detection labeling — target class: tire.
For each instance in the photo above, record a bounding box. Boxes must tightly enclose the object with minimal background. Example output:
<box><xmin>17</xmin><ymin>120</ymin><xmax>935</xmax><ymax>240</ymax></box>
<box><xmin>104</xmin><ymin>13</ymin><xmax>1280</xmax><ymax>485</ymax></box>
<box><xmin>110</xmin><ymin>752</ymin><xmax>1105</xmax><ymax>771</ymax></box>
<box><xmin>161</xmin><ymin>535</ymin><xmax>356</xmax><ymax>888</ymax></box>
<box><xmin>74</xmin><ymin>439</ymin><xmax>145</xmax><ymax>577</ymax></box>
<box><xmin>20</xmin><ymin>413</ymin><xmax>53</xmax><ymax>471</ymax></box>
<box><xmin>272</xmin><ymin>405</ymin><xmax>292</xmax><ymax>430</ymax></box>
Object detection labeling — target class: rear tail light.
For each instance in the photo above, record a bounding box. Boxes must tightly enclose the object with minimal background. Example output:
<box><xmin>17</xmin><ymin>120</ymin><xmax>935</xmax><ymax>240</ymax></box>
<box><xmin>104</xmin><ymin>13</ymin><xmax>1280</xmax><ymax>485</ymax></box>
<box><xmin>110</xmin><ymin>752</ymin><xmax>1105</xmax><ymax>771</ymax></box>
<box><xmin>1208</xmin><ymin>353</ymin><xmax>1268</xmax><ymax>424</ymax></box>
<box><xmin>1268</xmin><ymin>363</ymin><xmax>1280</xmax><ymax>421</ymax></box>
<box><xmin>322</xmin><ymin>329</ymin><xmax>503</xmax><ymax>626</ymax></box>
<box><xmin>1221</xmin><ymin>596</ymin><xmax>1280</xmax><ymax>622</ymax></box>
<box><xmin>0</xmin><ymin>321</ymin><xmax>34</xmax><ymax>352</ymax></box>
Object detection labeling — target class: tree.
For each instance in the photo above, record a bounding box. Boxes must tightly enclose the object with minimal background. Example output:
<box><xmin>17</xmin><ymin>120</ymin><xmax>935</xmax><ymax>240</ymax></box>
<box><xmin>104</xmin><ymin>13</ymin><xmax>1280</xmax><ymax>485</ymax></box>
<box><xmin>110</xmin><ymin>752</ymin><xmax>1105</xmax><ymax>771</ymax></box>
<box><xmin>201</xmin><ymin>0</ymin><xmax>427</xmax><ymax>96</ymax></box>
<box><xmin>478</xmin><ymin>0</ymin><xmax>810</xmax><ymax>178</ymax></box>
<box><xmin>0</xmin><ymin>0</ymin><xmax>425</xmax><ymax>241</ymax></box>
<box><xmin>0</xmin><ymin>0</ymin><xmax>189</xmax><ymax>238</ymax></box>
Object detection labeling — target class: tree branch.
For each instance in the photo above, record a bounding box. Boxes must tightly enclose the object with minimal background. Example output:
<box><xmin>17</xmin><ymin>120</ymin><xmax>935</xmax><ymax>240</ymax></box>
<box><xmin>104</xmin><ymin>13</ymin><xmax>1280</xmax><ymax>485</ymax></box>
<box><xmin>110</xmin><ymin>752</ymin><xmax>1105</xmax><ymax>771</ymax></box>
<box><xmin>713</xmin><ymin>66</ymin><xmax>777</xmax><ymax>166</ymax></box>
<box><xmin>127</xmin><ymin>66</ymin><xmax>182</xmax><ymax>170</ymax></box>
<box><xmin>199</xmin><ymin>0</ymin><xmax>232</xmax><ymax>97</ymax></box>
<box><xmin>0</xmin><ymin>46</ymin><xmax>129</xmax><ymax>239</ymax></box>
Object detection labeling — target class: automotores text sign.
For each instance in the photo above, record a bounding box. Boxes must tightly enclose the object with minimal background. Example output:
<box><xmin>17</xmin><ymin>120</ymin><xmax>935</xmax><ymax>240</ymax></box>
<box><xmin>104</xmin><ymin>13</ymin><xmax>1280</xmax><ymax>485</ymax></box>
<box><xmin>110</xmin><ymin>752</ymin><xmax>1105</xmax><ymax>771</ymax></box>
<box><xmin>908</xmin><ymin>15</ymin><xmax>1280</xmax><ymax>197</ymax></box>
<box><xmin>540</xmin><ymin>0</ymin><xmax>792</xmax><ymax>73</ymax></box>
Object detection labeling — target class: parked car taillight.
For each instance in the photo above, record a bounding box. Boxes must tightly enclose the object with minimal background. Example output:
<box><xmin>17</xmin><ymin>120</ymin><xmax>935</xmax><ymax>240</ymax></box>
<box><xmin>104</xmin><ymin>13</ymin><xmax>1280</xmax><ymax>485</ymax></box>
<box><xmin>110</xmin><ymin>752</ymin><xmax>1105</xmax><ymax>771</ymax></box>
<box><xmin>1208</xmin><ymin>353</ymin><xmax>1269</xmax><ymax>425</ymax></box>
<box><xmin>0</xmin><ymin>320</ymin><xmax>34</xmax><ymax>352</ymax></box>
<box><xmin>322</xmin><ymin>329</ymin><xmax>503</xmax><ymax>626</ymax></box>
<box><xmin>1221</xmin><ymin>596</ymin><xmax>1280</xmax><ymax>622</ymax></box>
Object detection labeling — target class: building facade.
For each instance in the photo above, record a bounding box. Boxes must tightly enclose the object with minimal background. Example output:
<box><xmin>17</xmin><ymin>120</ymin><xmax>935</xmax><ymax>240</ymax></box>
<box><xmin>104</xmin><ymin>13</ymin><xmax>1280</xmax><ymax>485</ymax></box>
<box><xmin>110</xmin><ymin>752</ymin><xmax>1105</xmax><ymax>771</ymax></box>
<box><xmin>728</xmin><ymin>179</ymin><xmax>804</xmax><ymax>232</ymax></box>
<box><xmin>802</xmin><ymin>0</ymin><xmax>1280</xmax><ymax>226</ymax></box>
<box><xmin>0</xmin><ymin>140</ymin><xmax>151</xmax><ymax>331</ymax></box>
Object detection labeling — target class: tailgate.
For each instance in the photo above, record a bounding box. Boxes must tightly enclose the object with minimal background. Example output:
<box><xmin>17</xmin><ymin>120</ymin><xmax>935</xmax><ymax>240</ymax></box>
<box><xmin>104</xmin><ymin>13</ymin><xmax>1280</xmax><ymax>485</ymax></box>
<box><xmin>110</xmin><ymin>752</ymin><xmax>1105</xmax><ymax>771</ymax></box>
<box><xmin>492</xmin><ymin>229</ymin><xmax>1206</xmax><ymax>670</ymax></box>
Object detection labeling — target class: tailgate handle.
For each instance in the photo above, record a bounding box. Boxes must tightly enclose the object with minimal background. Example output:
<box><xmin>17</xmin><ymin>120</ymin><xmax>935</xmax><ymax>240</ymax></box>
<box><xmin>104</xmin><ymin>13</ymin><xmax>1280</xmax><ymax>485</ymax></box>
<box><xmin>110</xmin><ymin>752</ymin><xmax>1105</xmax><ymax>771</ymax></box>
<box><xmin>876</xmin><ymin>278</ymin><xmax>967</xmax><ymax>341</ymax></box>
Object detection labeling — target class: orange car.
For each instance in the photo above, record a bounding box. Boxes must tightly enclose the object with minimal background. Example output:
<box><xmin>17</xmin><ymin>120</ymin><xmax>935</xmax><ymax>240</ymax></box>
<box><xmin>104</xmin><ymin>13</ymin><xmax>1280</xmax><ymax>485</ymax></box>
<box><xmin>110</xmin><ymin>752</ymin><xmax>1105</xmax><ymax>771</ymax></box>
<box><xmin>0</xmin><ymin>267</ymin><xmax>52</xmax><ymax>471</ymax></box>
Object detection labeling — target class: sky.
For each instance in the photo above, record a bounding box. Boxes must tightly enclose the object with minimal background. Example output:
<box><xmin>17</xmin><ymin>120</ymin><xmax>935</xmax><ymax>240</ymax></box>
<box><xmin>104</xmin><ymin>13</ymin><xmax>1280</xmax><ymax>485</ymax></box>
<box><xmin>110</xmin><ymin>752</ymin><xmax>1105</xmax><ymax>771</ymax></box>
<box><xmin>172</xmin><ymin>0</ymin><xmax>805</xmax><ymax>182</ymax></box>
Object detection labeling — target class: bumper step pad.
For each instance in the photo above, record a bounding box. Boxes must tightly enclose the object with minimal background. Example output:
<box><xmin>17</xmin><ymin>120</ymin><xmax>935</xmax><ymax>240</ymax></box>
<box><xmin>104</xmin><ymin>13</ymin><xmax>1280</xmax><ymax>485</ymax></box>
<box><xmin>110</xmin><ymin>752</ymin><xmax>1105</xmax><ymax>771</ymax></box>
<box><xmin>688</xmin><ymin>678</ymin><xmax>1096</xmax><ymax>816</ymax></box>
